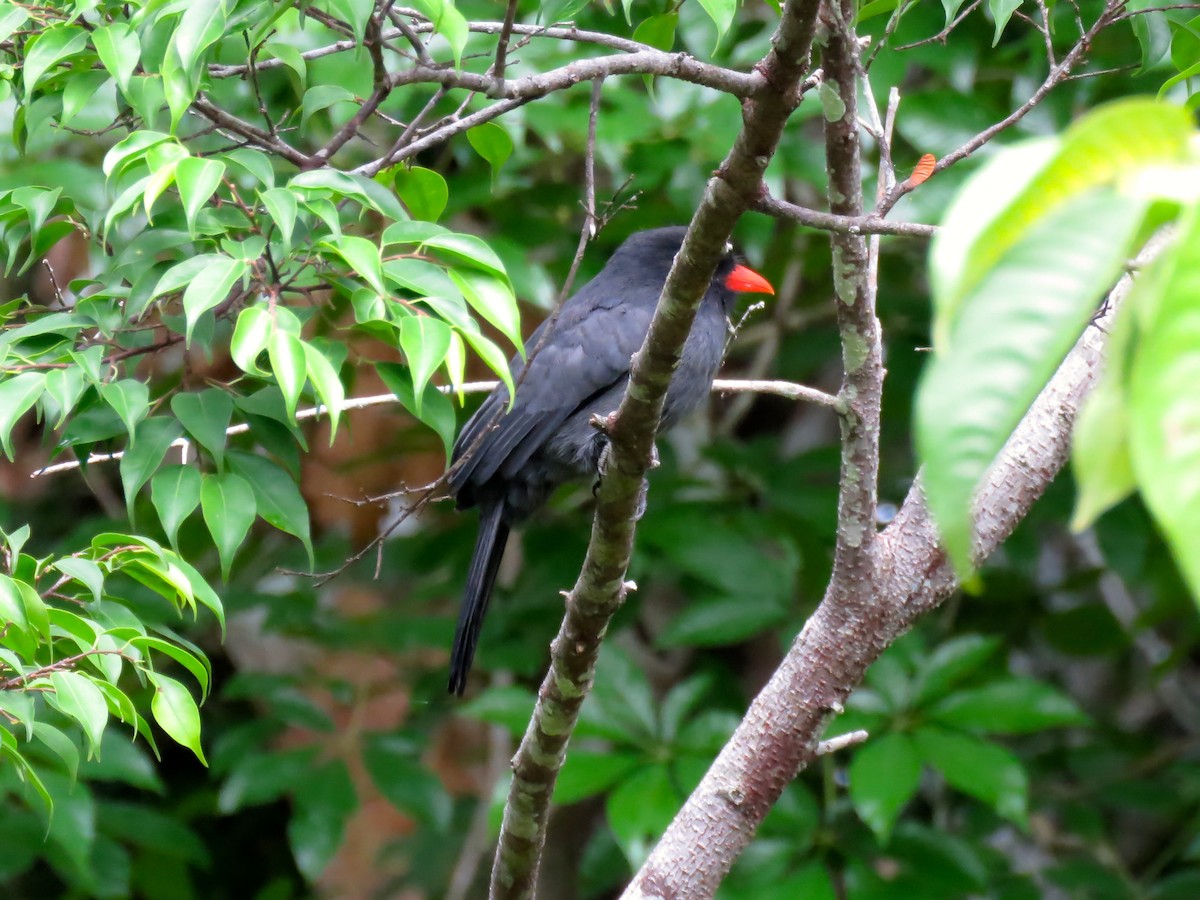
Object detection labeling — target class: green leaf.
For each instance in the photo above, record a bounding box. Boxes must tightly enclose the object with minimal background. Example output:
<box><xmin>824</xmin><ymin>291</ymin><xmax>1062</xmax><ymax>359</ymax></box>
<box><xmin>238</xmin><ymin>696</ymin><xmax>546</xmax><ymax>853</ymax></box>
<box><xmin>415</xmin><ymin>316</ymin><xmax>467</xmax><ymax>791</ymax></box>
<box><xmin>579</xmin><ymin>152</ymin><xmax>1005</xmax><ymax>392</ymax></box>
<box><xmin>173</xmin><ymin>0</ymin><xmax>227</xmax><ymax>82</ymax></box>
<box><xmin>302</xmin><ymin>341</ymin><xmax>345</xmax><ymax>442</ymax></box>
<box><xmin>0</xmin><ymin>372</ymin><xmax>44</xmax><ymax>459</ymax></box>
<box><xmin>176</xmin><ymin>157</ymin><xmax>226</xmax><ymax>237</ymax></box>
<box><xmin>421</xmin><ymin>232</ymin><xmax>507</xmax><ymax>280</ymax></box>
<box><xmin>200</xmin><ymin>472</ymin><xmax>256</xmax><ymax>578</ymax></box>
<box><xmin>227</xmin><ymin>452</ymin><xmax>313</xmax><ymax>567</ymax></box>
<box><xmin>119</xmin><ymin>416</ymin><xmax>185</xmax><ymax>513</ymax></box>
<box><xmin>1128</xmin><ymin>207</ymin><xmax>1200</xmax><ymax>604</ymax></box>
<box><xmin>929</xmin><ymin>678</ymin><xmax>1089</xmax><ymax>734</ymax></box>
<box><xmin>33</xmin><ymin>722</ymin><xmax>80</xmax><ymax>785</ymax></box>
<box><xmin>259</xmin><ymin>187</ymin><xmax>298</xmax><ymax>253</ymax></box>
<box><xmin>328</xmin><ymin>0</ymin><xmax>374</xmax><ymax>46</ymax></box>
<box><xmin>912</xmin><ymin>635</ymin><xmax>1002</xmax><ymax>706</ymax></box>
<box><xmin>376</xmin><ymin>363</ymin><xmax>458</xmax><ymax>459</ymax></box>
<box><xmin>408</xmin><ymin>0</ymin><xmax>468</xmax><ymax>66</ymax></box>
<box><xmin>467</xmin><ymin>124</ymin><xmax>513</xmax><ymax>181</ymax></box>
<box><xmin>92</xmin><ymin>23</ymin><xmax>140</xmax><ymax>94</ymax></box>
<box><xmin>149</xmin><ymin>673</ymin><xmax>206</xmax><ymax>765</ymax></box>
<box><xmin>555</xmin><ymin>751</ymin><xmax>642</xmax><ymax>805</ymax></box>
<box><xmin>53</xmin><ymin>557</ymin><xmax>105</xmax><ymax>604</ymax></box>
<box><xmin>696</xmin><ymin>0</ymin><xmax>736</xmax><ymax>46</ymax></box>
<box><xmin>381</xmin><ymin>221</ymin><xmax>448</xmax><ymax>246</ymax></box>
<box><xmin>151</xmin><ymin>465</ymin><xmax>203</xmax><ymax>549</ymax></box>
<box><xmin>152</xmin><ymin>253</ymin><xmax>222</xmax><ymax>301</ymax></box>
<box><xmin>398</xmin><ymin>315</ymin><xmax>452</xmax><ymax>415</ymax></box>
<box><xmin>393</xmin><ymin>166</ymin><xmax>448</xmax><ymax>223</ymax></box>
<box><xmin>100</xmin><ymin>379</ymin><xmax>150</xmax><ymax>443</ymax></box>
<box><xmin>941</xmin><ymin>0</ymin><xmax>972</xmax><ymax>23</ymax></box>
<box><xmin>218</xmin><ymin>748</ymin><xmax>318</xmax><ymax>811</ymax></box>
<box><xmin>459</xmin><ymin>328</ymin><xmax>516</xmax><ymax>401</ymax></box>
<box><xmin>633</xmin><ymin>13</ymin><xmax>677</xmax><ymax>50</ymax></box>
<box><xmin>103</xmin><ymin>130</ymin><xmax>172</xmax><ymax>179</ymax></box>
<box><xmin>172</xmin><ymin>389</ymin><xmax>234</xmax><ymax>469</ymax></box>
<box><xmin>224</xmin><ymin>148</ymin><xmax>275</xmax><ymax>187</ymax></box>
<box><xmin>289</xmin><ymin>760</ymin><xmax>357</xmax><ymax>880</ymax></box>
<box><xmin>22</xmin><ymin>25</ymin><xmax>88</xmax><ymax>94</ymax></box>
<box><xmin>267</xmin><ymin>331</ymin><xmax>307</xmax><ymax>419</ymax></box>
<box><xmin>1126</xmin><ymin>0</ymin><xmax>1174</xmax><ymax>74</ymax></box>
<box><xmin>300</xmin><ymin>84</ymin><xmax>356</xmax><ymax>128</ymax></box>
<box><xmin>1070</xmin><ymin>372</ymin><xmax>1136</xmax><ymax>531</ymax></box>
<box><xmin>849</xmin><ymin>733</ymin><xmax>922</xmax><ymax>844</ymax></box>
<box><xmin>230</xmin><ymin>306</ymin><xmax>273</xmax><ymax>377</ymax></box>
<box><xmin>169</xmin><ymin>553</ymin><xmax>226</xmax><ymax>633</ymax></box>
<box><xmin>264</xmin><ymin>40</ymin><xmax>306</xmax><ymax>88</ymax></box>
<box><xmin>61</xmin><ymin>71</ymin><xmax>110</xmax><ymax>129</ymax></box>
<box><xmin>931</xmin><ymin>100</ymin><xmax>1192</xmax><ymax>339</ymax></box>
<box><xmin>362</xmin><ymin>734</ymin><xmax>452</xmax><ymax>828</ymax></box>
<box><xmin>129</xmin><ymin>636</ymin><xmax>211</xmax><ymax>702</ymax></box>
<box><xmin>606</xmin><ymin>764</ymin><xmax>679</xmax><ymax>867</ymax></box>
<box><xmin>988</xmin><ymin>0</ymin><xmax>1023</xmax><ymax>44</ymax></box>
<box><xmin>916</xmin><ymin>190</ymin><xmax>1149</xmax><ymax>575</ymax></box>
<box><xmin>448</xmin><ymin>269</ymin><xmax>522</xmax><ymax>350</ymax></box>
<box><xmin>0</xmin><ymin>3</ymin><xmax>29</xmax><ymax>47</ymax></box>
<box><xmin>458</xmin><ymin>684</ymin><xmax>536</xmax><ymax>735</ymax></box>
<box><xmin>49</xmin><ymin>671</ymin><xmax>109</xmax><ymax>757</ymax></box>
<box><xmin>323</xmin><ymin>235</ymin><xmax>385</xmax><ymax>296</ymax></box>
<box><xmin>913</xmin><ymin>726</ymin><xmax>1028</xmax><ymax>826</ymax></box>
<box><xmin>182</xmin><ymin>256</ymin><xmax>247</xmax><ymax>343</ymax></box>
<box><xmin>659</xmin><ymin>593</ymin><xmax>788</xmax><ymax>647</ymax></box>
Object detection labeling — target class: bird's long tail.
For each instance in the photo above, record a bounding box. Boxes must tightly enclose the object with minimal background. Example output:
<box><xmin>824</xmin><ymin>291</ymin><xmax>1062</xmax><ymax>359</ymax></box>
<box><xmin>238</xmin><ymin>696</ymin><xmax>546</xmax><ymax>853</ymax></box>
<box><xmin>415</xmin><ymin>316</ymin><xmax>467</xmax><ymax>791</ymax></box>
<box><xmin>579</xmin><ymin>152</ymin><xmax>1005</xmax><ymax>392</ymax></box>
<box><xmin>449</xmin><ymin>501</ymin><xmax>510</xmax><ymax>695</ymax></box>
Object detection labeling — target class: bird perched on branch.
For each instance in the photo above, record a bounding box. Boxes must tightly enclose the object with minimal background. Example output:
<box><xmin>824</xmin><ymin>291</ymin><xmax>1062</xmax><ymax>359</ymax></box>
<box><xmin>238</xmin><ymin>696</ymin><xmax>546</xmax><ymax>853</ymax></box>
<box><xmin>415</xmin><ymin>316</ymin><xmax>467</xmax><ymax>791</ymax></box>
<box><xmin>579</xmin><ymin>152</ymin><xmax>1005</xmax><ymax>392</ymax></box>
<box><xmin>445</xmin><ymin>226</ymin><xmax>774</xmax><ymax>695</ymax></box>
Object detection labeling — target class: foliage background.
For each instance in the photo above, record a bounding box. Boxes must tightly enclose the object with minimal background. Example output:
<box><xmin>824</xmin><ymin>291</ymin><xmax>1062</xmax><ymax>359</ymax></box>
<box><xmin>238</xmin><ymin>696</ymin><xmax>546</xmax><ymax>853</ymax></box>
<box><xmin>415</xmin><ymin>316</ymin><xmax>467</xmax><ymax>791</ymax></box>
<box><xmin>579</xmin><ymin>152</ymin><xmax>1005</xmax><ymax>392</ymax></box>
<box><xmin>1</xmin><ymin>0</ymin><xmax>1199</xmax><ymax>897</ymax></box>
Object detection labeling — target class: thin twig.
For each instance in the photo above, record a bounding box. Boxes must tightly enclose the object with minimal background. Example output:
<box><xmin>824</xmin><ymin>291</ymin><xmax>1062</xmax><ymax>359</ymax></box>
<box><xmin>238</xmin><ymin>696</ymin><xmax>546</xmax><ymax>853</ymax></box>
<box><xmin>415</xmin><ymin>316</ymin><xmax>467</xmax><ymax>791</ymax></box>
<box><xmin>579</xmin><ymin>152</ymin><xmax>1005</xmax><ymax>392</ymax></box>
<box><xmin>815</xmin><ymin>729</ymin><xmax>869</xmax><ymax>756</ymax></box>
<box><xmin>894</xmin><ymin>0</ymin><xmax>984</xmax><ymax>50</ymax></box>
<box><xmin>491</xmin><ymin>0</ymin><xmax>520</xmax><ymax>88</ymax></box>
<box><xmin>756</xmin><ymin>193</ymin><xmax>936</xmax><ymax>237</ymax></box>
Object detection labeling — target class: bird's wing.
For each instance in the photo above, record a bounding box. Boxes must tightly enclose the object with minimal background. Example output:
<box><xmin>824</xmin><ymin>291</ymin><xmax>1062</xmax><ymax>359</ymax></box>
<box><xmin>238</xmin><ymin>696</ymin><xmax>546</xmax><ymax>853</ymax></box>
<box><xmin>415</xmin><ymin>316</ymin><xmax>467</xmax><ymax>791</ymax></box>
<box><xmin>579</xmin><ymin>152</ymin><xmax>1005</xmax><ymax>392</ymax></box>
<box><xmin>450</xmin><ymin>286</ymin><xmax>654</xmax><ymax>493</ymax></box>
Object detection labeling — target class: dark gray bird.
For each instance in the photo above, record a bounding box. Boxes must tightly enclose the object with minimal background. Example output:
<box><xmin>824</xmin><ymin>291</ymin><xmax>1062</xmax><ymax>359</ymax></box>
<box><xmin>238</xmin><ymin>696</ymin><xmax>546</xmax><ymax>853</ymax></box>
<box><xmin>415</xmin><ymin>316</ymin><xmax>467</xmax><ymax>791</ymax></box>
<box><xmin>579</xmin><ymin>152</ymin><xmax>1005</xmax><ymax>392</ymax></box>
<box><xmin>446</xmin><ymin>226</ymin><xmax>773</xmax><ymax>694</ymax></box>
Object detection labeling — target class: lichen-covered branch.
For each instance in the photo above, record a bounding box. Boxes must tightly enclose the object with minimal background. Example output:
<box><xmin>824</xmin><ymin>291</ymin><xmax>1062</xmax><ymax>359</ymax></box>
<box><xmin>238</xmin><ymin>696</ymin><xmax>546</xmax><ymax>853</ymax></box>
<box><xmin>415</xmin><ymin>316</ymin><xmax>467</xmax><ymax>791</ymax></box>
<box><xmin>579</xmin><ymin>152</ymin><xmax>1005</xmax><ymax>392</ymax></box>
<box><xmin>488</xmin><ymin>0</ymin><xmax>824</xmax><ymax>895</ymax></box>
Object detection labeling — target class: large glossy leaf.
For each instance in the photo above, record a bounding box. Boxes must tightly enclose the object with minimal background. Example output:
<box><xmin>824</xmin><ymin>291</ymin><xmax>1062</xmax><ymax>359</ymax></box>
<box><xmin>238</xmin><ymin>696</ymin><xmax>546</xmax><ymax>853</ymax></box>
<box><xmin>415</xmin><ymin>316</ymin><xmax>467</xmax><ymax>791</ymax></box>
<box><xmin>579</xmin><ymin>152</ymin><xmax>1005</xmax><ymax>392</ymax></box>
<box><xmin>0</xmin><ymin>372</ymin><xmax>44</xmax><ymax>459</ymax></box>
<box><xmin>182</xmin><ymin>256</ymin><xmax>247</xmax><ymax>343</ymax></box>
<box><xmin>913</xmin><ymin>726</ymin><xmax>1028</xmax><ymax>826</ymax></box>
<box><xmin>49</xmin><ymin>671</ymin><xmax>108</xmax><ymax>756</ymax></box>
<box><xmin>149</xmin><ymin>673</ymin><xmax>206</xmax><ymax>764</ymax></box>
<box><xmin>175</xmin><ymin>157</ymin><xmax>226</xmax><ymax>237</ymax></box>
<box><xmin>91</xmin><ymin>23</ymin><xmax>140</xmax><ymax>94</ymax></box>
<box><xmin>172</xmin><ymin>389</ymin><xmax>234</xmax><ymax>469</ymax></box>
<box><xmin>200</xmin><ymin>472</ymin><xmax>256</xmax><ymax>578</ymax></box>
<box><xmin>931</xmin><ymin>100</ymin><xmax>1192</xmax><ymax>346</ymax></box>
<box><xmin>849</xmin><ymin>732</ymin><xmax>922</xmax><ymax>844</ymax></box>
<box><xmin>398</xmin><ymin>315</ymin><xmax>452</xmax><ymax>415</ymax></box>
<box><xmin>227</xmin><ymin>451</ymin><xmax>313</xmax><ymax>567</ymax></box>
<box><xmin>119</xmin><ymin>416</ymin><xmax>185</xmax><ymax>514</ymax></box>
<box><xmin>151</xmin><ymin>465</ymin><xmax>203</xmax><ymax>549</ymax></box>
<box><xmin>917</xmin><ymin>190</ymin><xmax>1149</xmax><ymax>574</ymax></box>
<box><xmin>1128</xmin><ymin>207</ymin><xmax>1200</xmax><ymax>604</ymax></box>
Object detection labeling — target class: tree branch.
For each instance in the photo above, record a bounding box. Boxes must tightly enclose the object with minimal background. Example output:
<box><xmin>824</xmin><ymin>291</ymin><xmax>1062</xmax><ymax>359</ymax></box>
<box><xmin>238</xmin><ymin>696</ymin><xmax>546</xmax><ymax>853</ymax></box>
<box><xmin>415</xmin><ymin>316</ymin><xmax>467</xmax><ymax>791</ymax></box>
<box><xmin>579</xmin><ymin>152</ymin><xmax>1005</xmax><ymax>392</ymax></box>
<box><xmin>821</xmin><ymin>0</ymin><xmax>884</xmax><ymax>590</ymax></box>
<box><xmin>618</xmin><ymin>228</ymin><xmax>1149</xmax><ymax>900</ymax></box>
<box><xmin>488</xmin><ymin>0</ymin><xmax>824</xmax><ymax>896</ymax></box>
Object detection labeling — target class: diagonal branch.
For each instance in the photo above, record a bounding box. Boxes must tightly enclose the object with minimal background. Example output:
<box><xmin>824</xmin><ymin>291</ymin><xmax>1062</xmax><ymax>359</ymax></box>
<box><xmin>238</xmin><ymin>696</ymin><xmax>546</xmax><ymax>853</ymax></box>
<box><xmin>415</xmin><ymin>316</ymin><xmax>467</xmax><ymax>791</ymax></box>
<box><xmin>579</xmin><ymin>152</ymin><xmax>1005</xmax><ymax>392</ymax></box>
<box><xmin>619</xmin><ymin>218</ymin><xmax>1143</xmax><ymax>900</ymax></box>
<box><xmin>488</xmin><ymin>0</ymin><xmax>825</xmax><ymax>896</ymax></box>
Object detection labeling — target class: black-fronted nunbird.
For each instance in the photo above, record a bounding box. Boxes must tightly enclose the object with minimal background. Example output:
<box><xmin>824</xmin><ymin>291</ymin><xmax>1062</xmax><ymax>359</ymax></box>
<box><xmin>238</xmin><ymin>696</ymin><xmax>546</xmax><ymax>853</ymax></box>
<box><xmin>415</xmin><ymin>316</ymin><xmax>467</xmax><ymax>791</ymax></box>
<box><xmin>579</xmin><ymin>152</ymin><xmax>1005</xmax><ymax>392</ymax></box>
<box><xmin>445</xmin><ymin>226</ymin><xmax>774</xmax><ymax>695</ymax></box>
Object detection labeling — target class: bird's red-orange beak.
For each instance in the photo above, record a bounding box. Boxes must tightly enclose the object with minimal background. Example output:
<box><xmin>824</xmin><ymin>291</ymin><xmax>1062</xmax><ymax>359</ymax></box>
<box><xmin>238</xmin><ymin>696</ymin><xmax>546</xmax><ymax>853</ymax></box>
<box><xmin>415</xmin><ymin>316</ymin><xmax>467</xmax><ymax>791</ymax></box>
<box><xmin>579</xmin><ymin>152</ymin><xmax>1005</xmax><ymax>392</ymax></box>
<box><xmin>725</xmin><ymin>264</ymin><xmax>774</xmax><ymax>295</ymax></box>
